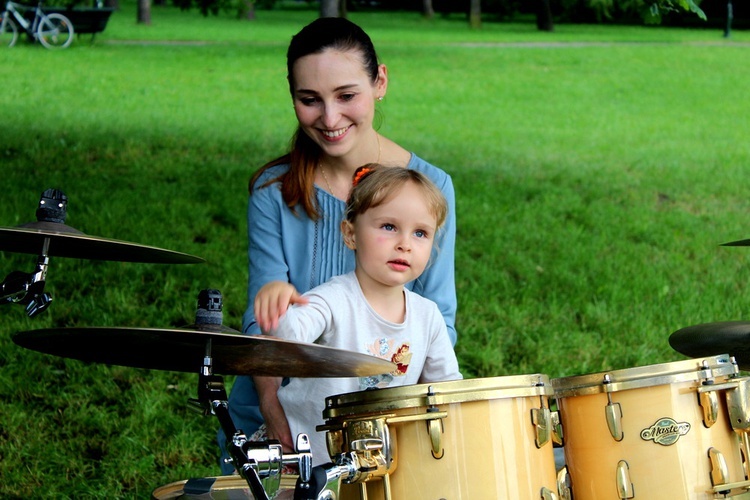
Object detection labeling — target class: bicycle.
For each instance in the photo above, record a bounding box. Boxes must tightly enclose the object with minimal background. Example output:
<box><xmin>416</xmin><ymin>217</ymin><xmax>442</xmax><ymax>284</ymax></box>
<box><xmin>0</xmin><ymin>0</ymin><xmax>74</xmax><ymax>49</ymax></box>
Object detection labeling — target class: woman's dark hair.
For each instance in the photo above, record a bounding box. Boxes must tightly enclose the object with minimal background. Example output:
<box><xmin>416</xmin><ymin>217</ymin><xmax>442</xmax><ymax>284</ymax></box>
<box><xmin>286</xmin><ymin>17</ymin><xmax>379</xmax><ymax>95</ymax></box>
<box><xmin>249</xmin><ymin>18</ymin><xmax>381</xmax><ymax>220</ymax></box>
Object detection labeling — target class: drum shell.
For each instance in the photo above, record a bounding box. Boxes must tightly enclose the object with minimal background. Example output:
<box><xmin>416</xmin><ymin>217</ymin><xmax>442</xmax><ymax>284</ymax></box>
<box><xmin>323</xmin><ymin>376</ymin><xmax>559</xmax><ymax>499</ymax></box>
<box><xmin>553</xmin><ymin>356</ymin><xmax>746</xmax><ymax>500</ymax></box>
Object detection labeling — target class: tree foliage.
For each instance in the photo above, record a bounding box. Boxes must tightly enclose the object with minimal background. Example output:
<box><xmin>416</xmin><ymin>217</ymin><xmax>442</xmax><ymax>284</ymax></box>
<box><xmin>588</xmin><ymin>0</ymin><xmax>706</xmax><ymax>23</ymax></box>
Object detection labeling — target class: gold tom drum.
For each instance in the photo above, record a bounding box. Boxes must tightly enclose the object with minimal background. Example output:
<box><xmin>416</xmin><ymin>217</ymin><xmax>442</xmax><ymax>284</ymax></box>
<box><xmin>151</xmin><ymin>475</ymin><xmax>297</xmax><ymax>499</ymax></box>
<box><xmin>320</xmin><ymin>375</ymin><xmax>560</xmax><ymax>499</ymax></box>
<box><xmin>552</xmin><ymin>354</ymin><xmax>750</xmax><ymax>499</ymax></box>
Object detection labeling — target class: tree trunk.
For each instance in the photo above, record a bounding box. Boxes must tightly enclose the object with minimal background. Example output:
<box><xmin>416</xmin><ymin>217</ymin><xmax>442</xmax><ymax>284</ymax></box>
<box><xmin>339</xmin><ymin>0</ymin><xmax>347</xmax><ymax>18</ymax></box>
<box><xmin>536</xmin><ymin>0</ymin><xmax>554</xmax><ymax>31</ymax></box>
<box><xmin>469</xmin><ymin>0</ymin><xmax>481</xmax><ymax>28</ymax></box>
<box><xmin>423</xmin><ymin>0</ymin><xmax>434</xmax><ymax>19</ymax></box>
<box><xmin>137</xmin><ymin>0</ymin><xmax>151</xmax><ymax>24</ymax></box>
<box><xmin>320</xmin><ymin>0</ymin><xmax>339</xmax><ymax>17</ymax></box>
<box><xmin>238</xmin><ymin>0</ymin><xmax>255</xmax><ymax>20</ymax></box>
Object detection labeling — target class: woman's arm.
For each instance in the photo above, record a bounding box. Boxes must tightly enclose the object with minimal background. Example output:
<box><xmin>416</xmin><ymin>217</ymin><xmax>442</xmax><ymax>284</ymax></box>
<box><xmin>412</xmin><ymin>173</ymin><xmax>458</xmax><ymax>345</ymax></box>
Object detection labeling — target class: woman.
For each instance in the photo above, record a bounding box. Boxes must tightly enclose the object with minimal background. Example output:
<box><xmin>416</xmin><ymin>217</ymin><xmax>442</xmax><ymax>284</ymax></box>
<box><xmin>219</xmin><ymin>16</ymin><xmax>457</xmax><ymax>473</ymax></box>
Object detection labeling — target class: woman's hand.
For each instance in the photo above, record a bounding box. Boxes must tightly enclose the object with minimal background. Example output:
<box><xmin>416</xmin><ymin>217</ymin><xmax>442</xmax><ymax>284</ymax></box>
<box><xmin>254</xmin><ymin>376</ymin><xmax>295</xmax><ymax>452</ymax></box>
<box><xmin>254</xmin><ymin>281</ymin><xmax>309</xmax><ymax>333</ymax></box>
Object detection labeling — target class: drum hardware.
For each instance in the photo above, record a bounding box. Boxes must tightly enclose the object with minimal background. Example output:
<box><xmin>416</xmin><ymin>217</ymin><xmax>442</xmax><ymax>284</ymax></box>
<box><xmin>551</xmin><ymin>408</ymin><xmax>563</xmax><ymax>447</ymax></box>
<box><xmin>603</xmin><ymin>374</ymin><xmax>625</xmax><ymax>441</ymax></box>
<box><xmin>541</xmin><ymin>486</ymin><xmax>560</xmax><ymax>500</ymax></box>
<box><xmin>532</xmin><ymin>392</ymin><xmax>553</xmax><ymax>448</ymax></box>
<box><xmin>293</xmin><ymin>459</ymin><xmax>360</xmax><ymax>500</ymax></box>
<box><xmin>0</xmin><ymin>188</ymin><xmax>204</xmax><ymax>316</ymax></box>
<box><xmin>616</xmin><ymin>460</ymin><xmax>635</xmax><ymax>499</ymax></box>
<box><xmin>699</xmin><ymin>376</ymin><xmax>750</xmax><ymax>495</ymax></box>
<box><xmin>556</xmin><ymin>468</ymin><xmax>572</xmax><ymax>500</ymax></box>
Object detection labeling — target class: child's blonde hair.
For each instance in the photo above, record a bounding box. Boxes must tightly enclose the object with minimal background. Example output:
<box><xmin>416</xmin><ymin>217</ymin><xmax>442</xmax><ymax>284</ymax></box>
<box><xmin>345</xmin><ymin>164</ymin><xmax>448</xmax><ymax>229</ymax></box>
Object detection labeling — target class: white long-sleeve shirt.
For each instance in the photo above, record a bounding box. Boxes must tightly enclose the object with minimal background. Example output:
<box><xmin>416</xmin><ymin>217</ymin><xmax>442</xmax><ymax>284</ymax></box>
<box><xmin>272</xmin><ymin>271</ymin><xmax>462</xmax><ymax>465</ymax></box>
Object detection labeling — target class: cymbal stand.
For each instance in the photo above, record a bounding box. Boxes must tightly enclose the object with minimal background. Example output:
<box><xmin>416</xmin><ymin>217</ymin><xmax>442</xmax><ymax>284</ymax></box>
<box><xmin>1</xmin><ymin>188</ymin><xmax>66</xmax><ymax>317</ymax></box>
<box><xmin>189</xmin><ymin>338</ymin><xmax>314</xmax><ymax>500</ymax></box>
<box><xmin>1</xmin><ymin>236</ymin><xmax>52</xmax><ymax>317</ymax></box>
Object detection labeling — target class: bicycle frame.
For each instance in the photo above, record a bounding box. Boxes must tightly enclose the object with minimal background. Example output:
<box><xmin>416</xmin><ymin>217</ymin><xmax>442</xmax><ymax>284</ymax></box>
<box><xmin>4</xmin><ymin>1</ymin><xmax>43</xmax><ymax>36</ymax></box>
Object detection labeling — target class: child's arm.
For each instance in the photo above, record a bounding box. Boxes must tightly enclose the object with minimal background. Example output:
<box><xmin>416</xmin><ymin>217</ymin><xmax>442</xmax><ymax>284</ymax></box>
<box><xmin>254</xmin><ymin>280</ymin><xmax>309</xmax><ymax>333</ymax></box>
<box><xmin>419</xmin><ymin>307</ymin><xmax>462</xmax><ymax>383</ymax></box>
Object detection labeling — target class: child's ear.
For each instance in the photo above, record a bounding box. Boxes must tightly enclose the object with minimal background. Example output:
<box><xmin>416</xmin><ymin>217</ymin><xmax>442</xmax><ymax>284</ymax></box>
<box><xmin>341</xmin><ymin>220</ymin><xmax>356</xmax><ymax>250</ymax></box>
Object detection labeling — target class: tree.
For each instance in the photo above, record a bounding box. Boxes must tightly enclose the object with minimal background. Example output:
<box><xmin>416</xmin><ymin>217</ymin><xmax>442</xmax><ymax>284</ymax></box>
<box><xmin>423</xmin><ymin>0</ymin><xmax>435</xmax><ymax>19</ymax></box>
<box><xmin>536</xmin><ymin>0</ymin><xmax>554</xmax><ymax>31</ymax></box>
<box><xmin>137</xmin><ymin>0</ymin><xmax>151</xmax><ymax>24</ymax></box>
<box><xmin>469</xmin><ymin>0</ymin><xmax>481</xmax><ymax>28</ymax></box>
<box><xmin>320</xmin><ymin>0</ymin><xmax>339</xmax><ymax>17</ymax></box>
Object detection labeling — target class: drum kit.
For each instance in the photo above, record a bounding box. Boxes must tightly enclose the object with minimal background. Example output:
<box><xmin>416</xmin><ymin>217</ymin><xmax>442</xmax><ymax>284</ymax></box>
<box><xmin>6</xmin><ymin>188</ymin><xmax>750</xmax><ymax>499</ymax></box>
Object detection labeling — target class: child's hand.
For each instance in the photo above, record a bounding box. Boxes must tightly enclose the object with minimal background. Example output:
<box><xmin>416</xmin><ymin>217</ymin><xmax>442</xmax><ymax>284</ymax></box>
<box><xmin>254</xmin><ymin>281</ymin><xmax>309</xmax><ymax>333</ymax></box>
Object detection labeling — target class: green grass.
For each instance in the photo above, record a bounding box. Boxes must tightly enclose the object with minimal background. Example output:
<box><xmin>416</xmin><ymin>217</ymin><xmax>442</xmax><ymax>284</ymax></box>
<box><xmin>2</xmin><ymin>3</ymin><xmax>750</xmax><ymax>497</ymax></box>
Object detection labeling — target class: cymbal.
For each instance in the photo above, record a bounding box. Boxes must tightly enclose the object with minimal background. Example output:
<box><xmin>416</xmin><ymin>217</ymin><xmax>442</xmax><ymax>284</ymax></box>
<box><xmin>0</xmin><ymin>221</ymin><xmax>204</xmax><ymax>264</ymax></box>
<box><xmin>669</xmin><ymin>321</ymin><xmax>750</xmax><ymax>370</ymax></box>
<box><xmin>12</xmin><ymin>327</ymin><xmax>397</xmax><ymax>378</ymax></box>
<box><xmin>720</xmin><ymin>239</ymin><xmax>750</xmax><ymax>247</ymax></box>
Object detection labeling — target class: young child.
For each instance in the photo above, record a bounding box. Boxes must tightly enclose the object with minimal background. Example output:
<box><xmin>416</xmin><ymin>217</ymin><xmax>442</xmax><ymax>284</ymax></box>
<box><xmin>254</xmin><ymin>165</ymin><xmax>462</xmax><ymax>466</ymax></box>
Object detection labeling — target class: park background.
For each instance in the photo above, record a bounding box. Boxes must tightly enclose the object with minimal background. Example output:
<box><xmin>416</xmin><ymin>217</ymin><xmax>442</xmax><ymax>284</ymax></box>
<box><xmin>1</xmin><ymin>0</ymin><xmax>750</xmax><ymax>497</ymax></box>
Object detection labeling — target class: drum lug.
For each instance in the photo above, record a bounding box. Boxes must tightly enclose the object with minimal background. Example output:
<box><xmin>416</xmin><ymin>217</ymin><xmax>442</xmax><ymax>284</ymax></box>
<box><xmin>551</xmin><ymin>409</ymin><xmax>564</xmax><ymax>447</ymax></box>
<box><xmin>699</xmin><ymin>385</ymin><xmax>719</xmax><ymax>428</ymax></box>
<box><xmin>540</xmin><ymin>486</ymin><xmax>559</xmax><ymax>500</ymax></box>
<box><xmin>603</xmin><ymin>374</ymin><xmax>625</xmax><ymax>442</ymax></box>
<box><xmin>616</xmin><ymin>460</ymin><xmax>635</xmax><ymax>499</ymax></box>
<box><xmin>709</xmin><ymin>447</ymin><xmax>730</xmax><ymax>489</ymax></box>
<box><xmin>606</xmin><ymin>400</ymin><xmax>624</xmax><ymax>442</ymax></box>
<box><xmin>725</xmin><ymin>378</ymin><xmax>750</xmax><ymax>433</ymax></box>
<box><xmin>531</xmin><ymin>406</ymin><xmax>552</xmax><ymax>448</ymax></box>
<box><xmin>426</xmin><ymin>413</ymin><xmax>444</xmax><ymax>459</ymax></box>
<box><xmin>557</xmin><ymin>467</ymin><xmax>572</xmax><ymax>500</ymax></box>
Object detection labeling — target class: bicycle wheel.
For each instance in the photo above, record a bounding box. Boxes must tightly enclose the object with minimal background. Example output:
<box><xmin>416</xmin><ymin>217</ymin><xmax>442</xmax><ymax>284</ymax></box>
<box><xmin>0</xmin><ymin>13</ymin><xmax>19</xmax><ymax>47</ymax></box>
<box><xmin>37</xmin><ymin>13</ymin><xmax>73</xmax><ymax>49</ymax></box>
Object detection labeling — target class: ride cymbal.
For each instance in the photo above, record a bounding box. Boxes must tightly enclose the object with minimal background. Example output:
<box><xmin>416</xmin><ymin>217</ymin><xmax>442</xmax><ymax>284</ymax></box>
<box><xmin>12</xmin><ymin>327</ymin><xmax>397</xmax><ymax>378</ymax></box>
<box><xmin>1</xmin><ymin>189</ymin><xmax>203</xmax><ymax>264</ymax></box>
<box><xmin>0</xmin><ymin>222</ymin><xmax>204</xmax><ymax>264</ymax></box>
<box><xmin>720</xmin><ymin>239</ymin><xmax>750</xmax><ymax>247</ymax></box>
<box><xmin>669</xmin><ymin>321</ymin><xmax>750</xmax><ymax>370</ymax></box>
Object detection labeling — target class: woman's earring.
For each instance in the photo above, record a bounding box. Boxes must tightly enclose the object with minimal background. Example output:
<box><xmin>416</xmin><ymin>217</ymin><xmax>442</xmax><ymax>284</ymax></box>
<box><xmin>377</xmin><ymin>96</ymin><xmax>384</xmax><ymax>102</ymax></box>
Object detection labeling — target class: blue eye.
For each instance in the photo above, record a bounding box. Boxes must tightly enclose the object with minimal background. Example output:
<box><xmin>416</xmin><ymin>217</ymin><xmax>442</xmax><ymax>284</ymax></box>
<box><xmin>415</xmin><ymin>229</ymin><xmax>427</xmax><ymax>238</ymax></box>
<box><xmin>382</xmin><ymin>223</ymin><xmax>395</xmax><ymax>231</ymax></box>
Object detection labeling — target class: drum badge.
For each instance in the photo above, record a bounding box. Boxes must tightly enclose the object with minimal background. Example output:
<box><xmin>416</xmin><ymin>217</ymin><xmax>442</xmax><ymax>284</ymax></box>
<box><xmin>640</xmin><ymin>417</ymin><xmax>691</xmax><ymax>446</ymax></box>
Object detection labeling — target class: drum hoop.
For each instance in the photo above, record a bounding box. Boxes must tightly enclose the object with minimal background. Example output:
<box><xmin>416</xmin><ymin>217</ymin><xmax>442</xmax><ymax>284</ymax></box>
<box><xmin>551</xmin><ymin>354</ymin><xmax>737</xmax><ymax>398</ymax></box>
<box><xmin>323</xmin><ymin>375</ymin><xmax>553</xmax><ymax>420</ymax></box>
<box><xmin>151</xmin><ymin>475</ymin><xmax>298</xmax><ymax>498</ymax></box>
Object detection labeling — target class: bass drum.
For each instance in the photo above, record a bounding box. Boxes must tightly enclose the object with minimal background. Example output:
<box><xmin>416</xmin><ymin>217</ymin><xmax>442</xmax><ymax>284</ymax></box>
<box><xmin>320</xmin><ymin>375</ymin><xmax>560</xmax><ymax>499</ymax></box>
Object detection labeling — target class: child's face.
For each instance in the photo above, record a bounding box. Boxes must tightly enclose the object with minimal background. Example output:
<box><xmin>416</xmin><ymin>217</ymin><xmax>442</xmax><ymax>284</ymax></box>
<box><xmin>342</xmin><ymin>181</ymin><xmax>437</xmax><ymax>291</ymax></box>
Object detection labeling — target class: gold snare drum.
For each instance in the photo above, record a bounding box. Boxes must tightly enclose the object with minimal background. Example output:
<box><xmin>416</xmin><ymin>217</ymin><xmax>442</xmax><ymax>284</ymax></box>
<box><xmin>552</xmin><ymin>354</ymin><xmax>750</xmax><ymax>499</ymax></box>
<box><xmin>320</xmin><ymin>375</ymin><xmax>560</xmax><ymax>500</ymax></box>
